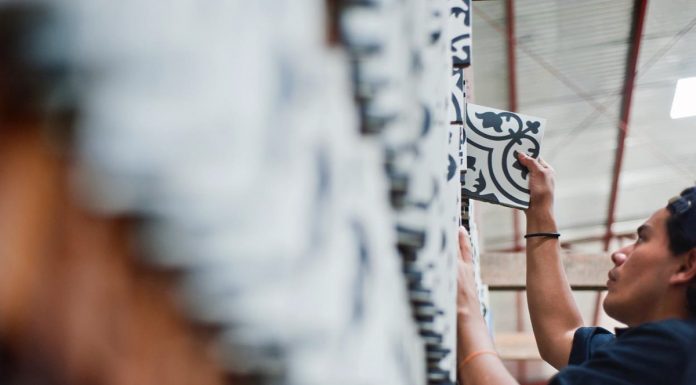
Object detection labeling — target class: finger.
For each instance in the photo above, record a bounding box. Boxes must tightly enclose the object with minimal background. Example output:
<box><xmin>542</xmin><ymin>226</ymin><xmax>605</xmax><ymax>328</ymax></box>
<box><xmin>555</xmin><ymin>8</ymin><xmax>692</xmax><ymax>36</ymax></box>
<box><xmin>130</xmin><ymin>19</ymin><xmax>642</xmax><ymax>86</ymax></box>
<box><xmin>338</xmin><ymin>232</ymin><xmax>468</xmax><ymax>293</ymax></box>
<box><xmin>458</xmin><ymin>226</ymin><xmax>473</xmax><ymax>264</ymax></box>
<box><xmin>517</xmin><ymin>152</ymin><xmax>543</xmax><ymax>173</ymax></box>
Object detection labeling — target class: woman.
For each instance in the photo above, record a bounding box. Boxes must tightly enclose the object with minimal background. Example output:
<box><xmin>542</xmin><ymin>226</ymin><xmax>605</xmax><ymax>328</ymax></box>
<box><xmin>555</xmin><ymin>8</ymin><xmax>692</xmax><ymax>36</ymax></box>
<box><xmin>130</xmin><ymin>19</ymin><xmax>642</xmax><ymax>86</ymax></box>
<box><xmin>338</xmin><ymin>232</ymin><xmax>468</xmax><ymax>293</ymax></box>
<box><xmin>456</xmin><ymin>153</ymin><xmax>696</xmax><ymax>385</ymax></box>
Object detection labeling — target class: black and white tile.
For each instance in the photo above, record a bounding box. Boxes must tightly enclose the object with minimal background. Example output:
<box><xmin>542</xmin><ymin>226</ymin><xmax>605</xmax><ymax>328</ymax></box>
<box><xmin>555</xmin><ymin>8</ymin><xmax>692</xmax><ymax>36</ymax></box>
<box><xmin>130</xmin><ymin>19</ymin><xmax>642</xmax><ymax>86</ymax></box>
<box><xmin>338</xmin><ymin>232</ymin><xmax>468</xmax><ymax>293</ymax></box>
<box><xmin>61</xmin><ymin>0</ymin><xmax>495</xmax><ymax>384</ymax></box>
<box><xmin>449</xmin><ymin>67</ymin><xmax>467</xmax><ymax>124</ymax></box>
<box><xmin>448</xmin><ymin>0</ymin><xmax>472</xmax><ymax>67</ymax></box>
<box><xmin>463</xmin><ymin>103</ymin><xmax>546</xmax><ymax>209</ymax></box>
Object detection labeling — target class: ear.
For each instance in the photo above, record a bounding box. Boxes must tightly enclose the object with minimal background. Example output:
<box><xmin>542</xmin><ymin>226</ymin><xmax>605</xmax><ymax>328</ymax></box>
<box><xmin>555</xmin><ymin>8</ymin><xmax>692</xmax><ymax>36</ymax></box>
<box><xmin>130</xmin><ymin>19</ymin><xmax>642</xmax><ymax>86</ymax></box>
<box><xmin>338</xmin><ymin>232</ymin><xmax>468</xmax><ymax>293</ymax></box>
<box><xmin>670</xmin><ymin>248</ymin><xmax>696</xmax><ymax>285</ymax></box>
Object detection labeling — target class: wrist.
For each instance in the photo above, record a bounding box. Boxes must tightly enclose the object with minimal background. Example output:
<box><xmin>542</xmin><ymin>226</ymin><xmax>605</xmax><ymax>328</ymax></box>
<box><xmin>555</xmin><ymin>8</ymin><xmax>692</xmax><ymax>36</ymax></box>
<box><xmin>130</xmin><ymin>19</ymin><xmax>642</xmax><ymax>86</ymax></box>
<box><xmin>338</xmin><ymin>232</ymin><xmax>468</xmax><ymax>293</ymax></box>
<box><xmin>457</xmin><ymin>300</ymin><xmax>488</xmax><ymax>325</ymax></box>
<box><xmin>525</xmin><ymin>209</ymin><xmax>557</xmax><ymax>232</ymax></box>
<box><xmin>456</xmin><ymin>305</ymin><xmax>480</xmax><ymax>321</ymax></box>
<box><xmin>457</xmin><ymin>313</ymin><xmax>494</xmax><ymax>357</ymax></box>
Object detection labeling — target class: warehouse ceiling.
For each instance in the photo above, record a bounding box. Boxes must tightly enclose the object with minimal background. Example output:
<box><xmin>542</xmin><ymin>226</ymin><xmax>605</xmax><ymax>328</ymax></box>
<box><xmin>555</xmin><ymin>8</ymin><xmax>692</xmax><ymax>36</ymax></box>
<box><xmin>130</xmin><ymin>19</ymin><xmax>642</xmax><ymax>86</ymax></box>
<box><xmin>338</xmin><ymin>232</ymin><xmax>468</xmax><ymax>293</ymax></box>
<box><xmin>471</xmin><ymin>0</ymin><xmax>696</xmax><ymax>251</ymax></box>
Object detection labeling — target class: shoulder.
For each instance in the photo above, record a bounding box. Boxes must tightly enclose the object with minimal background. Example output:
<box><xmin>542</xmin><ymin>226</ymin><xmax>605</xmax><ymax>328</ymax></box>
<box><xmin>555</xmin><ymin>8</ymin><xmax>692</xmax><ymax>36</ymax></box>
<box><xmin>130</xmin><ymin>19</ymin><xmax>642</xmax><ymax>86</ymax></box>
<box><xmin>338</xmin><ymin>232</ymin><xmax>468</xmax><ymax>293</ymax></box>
<box><xmin>605</xmin><ymin>318</ymin><xmax>696</xmax><ymax>366</ymax></box>
<box><xmin>683</xmin><ymin>331</ymin><xmax>696</xmax><ymax>385</ymax></box>
<box><xmin>553</xmin><ymin>319</ymin><xmax>696</xmax><ymax>385</ymax></box>
<box><xmin>617</xmin><ymin>318</ymin><xmax>696</xmax><ymax>352</ymax></box>
<box><xmin>624</xmin><ymin>318</ymin><xmax>696</xmax><ymax>336</ymax></box>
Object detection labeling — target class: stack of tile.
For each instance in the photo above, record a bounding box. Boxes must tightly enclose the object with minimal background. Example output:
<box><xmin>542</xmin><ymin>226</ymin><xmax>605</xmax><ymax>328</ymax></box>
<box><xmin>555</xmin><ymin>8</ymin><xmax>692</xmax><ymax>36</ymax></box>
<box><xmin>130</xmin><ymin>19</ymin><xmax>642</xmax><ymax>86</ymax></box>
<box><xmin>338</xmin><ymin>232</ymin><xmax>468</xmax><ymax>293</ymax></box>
<box><xmin>445</xmin><ymin>0</ymin><xmax>490</xmax><ymax>334</ymax></box>
<box><xmin>54</xmin><ymin>0</ymin><xmax>496</xmax><ymax>384</ymax></box>
<box><xmin>64</xmin><ymin>0</ymin><xmax>429</xmax><ymax>384</ymax></box>
<box><xmin>342</xmin><ymin>0</ymin><xmax>474</xmax><ymax>383</ymax></box>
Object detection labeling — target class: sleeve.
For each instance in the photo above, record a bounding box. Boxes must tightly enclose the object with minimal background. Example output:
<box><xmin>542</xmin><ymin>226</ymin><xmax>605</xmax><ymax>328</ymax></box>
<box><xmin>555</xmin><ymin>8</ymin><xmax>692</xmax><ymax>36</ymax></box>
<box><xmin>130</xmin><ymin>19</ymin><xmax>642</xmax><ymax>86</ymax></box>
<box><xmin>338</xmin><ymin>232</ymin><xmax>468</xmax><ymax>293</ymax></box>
<box><xmin>567</xmin><ymin>326</ymin><xmax>615</xmax><ymax>366</ymax></box>
<box><xmin>550</xmin><ymin>322</ymin><xmax>689</xmax><ymax>385</ymax></box>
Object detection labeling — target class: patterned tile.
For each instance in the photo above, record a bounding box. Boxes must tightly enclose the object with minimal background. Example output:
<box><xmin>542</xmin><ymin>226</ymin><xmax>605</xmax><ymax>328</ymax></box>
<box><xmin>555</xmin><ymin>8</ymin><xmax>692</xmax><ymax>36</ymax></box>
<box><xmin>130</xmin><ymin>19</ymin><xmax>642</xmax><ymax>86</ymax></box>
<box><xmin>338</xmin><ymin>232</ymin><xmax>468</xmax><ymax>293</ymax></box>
<box><xmin>463</xmin><ymin>103</ymin><xmax>546</xmax><ymax>209</ymax></box>
<box><xmin>448</xmin><ymin>0</ymin><xmax>472</xmax><ymax>67</ymax></box>
<box><xmin>449</xmin><ymin>67</ymin><xmax>466</xmax><ymax>124</ymax></box>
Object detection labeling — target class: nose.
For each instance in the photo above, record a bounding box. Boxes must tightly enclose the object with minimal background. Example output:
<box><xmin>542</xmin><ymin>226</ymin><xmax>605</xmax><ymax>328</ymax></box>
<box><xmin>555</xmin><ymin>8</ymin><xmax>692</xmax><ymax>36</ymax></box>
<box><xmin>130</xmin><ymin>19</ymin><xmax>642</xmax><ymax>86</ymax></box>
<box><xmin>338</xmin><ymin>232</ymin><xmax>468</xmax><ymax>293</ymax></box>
<box><xmin>611</xmin><ymin>245</ymin><xmax>630</xmax><ymax>266</ymax></box>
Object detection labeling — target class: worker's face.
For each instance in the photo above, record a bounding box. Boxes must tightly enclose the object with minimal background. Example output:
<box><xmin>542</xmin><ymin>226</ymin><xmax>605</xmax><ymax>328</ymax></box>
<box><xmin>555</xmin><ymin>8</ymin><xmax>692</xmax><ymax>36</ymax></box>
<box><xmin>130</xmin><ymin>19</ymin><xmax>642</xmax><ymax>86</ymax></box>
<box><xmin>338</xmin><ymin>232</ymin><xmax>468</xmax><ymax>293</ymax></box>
<box><xmin>603</xmin><ymin>208</ymin><xmax>682</xmax><ymax>326</ymax></box>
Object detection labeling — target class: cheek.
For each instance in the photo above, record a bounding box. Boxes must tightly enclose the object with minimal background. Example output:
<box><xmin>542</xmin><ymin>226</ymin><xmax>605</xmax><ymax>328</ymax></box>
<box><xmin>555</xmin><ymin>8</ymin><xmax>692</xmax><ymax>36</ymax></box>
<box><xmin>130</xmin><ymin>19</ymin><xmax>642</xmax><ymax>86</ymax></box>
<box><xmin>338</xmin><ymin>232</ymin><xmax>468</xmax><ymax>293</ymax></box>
<box><xmin>618</xmin><ymin>253</ymin><xmax>654</xmax><ymax>281</ymax></box>
<box><xmin>627</xmin><ymin>250</ymin><xmax>675</xmax><ymax>285</ymax></box>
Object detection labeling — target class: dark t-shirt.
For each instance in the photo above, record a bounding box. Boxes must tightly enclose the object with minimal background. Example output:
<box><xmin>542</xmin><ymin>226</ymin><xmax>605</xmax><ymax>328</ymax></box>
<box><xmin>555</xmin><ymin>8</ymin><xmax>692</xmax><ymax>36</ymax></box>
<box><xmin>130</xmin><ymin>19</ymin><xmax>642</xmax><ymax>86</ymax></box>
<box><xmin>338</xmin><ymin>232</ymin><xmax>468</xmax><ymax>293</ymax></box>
<box><xmin>682</xmin><ymin>333</ymin><xmax>696</xmax><ymax>385</ymax></box>
<box><xmin>549</xmin><ymin>319</ymin><xmax>696</xmax><ymax>385</ymax></box>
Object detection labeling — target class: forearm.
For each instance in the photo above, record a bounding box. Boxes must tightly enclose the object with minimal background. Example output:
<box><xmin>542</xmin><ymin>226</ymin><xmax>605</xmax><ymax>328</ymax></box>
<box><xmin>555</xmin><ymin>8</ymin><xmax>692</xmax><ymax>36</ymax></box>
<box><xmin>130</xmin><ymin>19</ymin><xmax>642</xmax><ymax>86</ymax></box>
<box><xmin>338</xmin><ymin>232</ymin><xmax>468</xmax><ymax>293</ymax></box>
<box><xmin>455</xmin><ymin>227</ymin><xmax>518</xmax><ymax>385</ymax></box>
<box><xmin>525</xmin><ymin>209</ymin><xmax>583</xmax><ymax>368</ymax></box>
<box><xmin>457</xmin><ymin>312</ymin><xmax>519</xmax><ymax>385</ymax></box>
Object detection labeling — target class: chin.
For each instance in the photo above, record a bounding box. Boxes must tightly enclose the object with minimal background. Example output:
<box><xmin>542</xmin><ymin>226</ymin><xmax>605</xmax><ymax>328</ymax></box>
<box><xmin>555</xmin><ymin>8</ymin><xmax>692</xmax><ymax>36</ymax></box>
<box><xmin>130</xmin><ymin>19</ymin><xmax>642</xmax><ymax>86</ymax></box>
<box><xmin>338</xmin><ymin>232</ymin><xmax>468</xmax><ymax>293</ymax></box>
<box><xmin>602</xmin><ymin>296</ymin><xmax>623</xmax><ymax>323</ymax></box>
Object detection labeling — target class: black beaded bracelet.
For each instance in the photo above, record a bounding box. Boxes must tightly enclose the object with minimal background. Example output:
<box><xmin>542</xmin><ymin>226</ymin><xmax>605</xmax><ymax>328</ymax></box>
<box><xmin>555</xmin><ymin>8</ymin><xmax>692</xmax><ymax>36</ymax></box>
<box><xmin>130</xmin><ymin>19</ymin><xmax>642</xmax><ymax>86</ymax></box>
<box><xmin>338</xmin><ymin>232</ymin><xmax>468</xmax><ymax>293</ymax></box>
<box><xmin>524</xmin><ymin>232</ymin><xmax>561</xmax><ymax>239</ymax></box>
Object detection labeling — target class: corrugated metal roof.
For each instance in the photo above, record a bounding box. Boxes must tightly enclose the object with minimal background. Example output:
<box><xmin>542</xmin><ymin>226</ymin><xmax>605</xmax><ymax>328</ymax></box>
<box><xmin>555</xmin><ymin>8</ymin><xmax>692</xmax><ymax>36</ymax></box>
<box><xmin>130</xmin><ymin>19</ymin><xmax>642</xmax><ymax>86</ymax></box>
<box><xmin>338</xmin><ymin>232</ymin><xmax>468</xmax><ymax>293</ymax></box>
<box><xmin>471</xmin><ymin>0</ymin><xmax>696</xmax><ymax>249</ymax></box>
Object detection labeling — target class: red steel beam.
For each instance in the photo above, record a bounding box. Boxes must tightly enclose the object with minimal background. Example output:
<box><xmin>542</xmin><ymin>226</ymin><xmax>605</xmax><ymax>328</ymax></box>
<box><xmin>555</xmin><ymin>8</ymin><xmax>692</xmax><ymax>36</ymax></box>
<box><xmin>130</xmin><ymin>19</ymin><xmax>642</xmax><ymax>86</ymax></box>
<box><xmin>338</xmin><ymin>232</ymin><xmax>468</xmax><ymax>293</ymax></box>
<box><xmin>506</xmin><ymin>0</ymin><xmax>529</xmax><ymax>378</ymax></box>
<box><xmin>506</xmin><ymin>0</ymin><xmax>523</xmax><ymax>253</ymax></box>
<box><xmin>506</xmin><ymin>0</ymin><xmax>518</xmax><ymax>115</ymax></box>
<box><xmin>603</xmin><ymin>0</ymin><xmax>649</xmax><ymax>252</ymax></box>
<box><xmin>597</xmin><ymin>0</ymin><xmax>649</xmax><ymax>327</ymax></box>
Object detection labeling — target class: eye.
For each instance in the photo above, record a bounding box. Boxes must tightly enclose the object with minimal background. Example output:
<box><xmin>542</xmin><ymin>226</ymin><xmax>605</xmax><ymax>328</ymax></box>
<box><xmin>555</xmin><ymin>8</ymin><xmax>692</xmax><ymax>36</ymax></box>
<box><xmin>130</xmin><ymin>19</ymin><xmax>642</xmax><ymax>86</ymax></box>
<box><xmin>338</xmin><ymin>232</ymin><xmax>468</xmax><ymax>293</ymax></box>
<box><xmin>636</xmin><ymin>233</ymin><xmax>646</xmax><ymax>244</ymax></box>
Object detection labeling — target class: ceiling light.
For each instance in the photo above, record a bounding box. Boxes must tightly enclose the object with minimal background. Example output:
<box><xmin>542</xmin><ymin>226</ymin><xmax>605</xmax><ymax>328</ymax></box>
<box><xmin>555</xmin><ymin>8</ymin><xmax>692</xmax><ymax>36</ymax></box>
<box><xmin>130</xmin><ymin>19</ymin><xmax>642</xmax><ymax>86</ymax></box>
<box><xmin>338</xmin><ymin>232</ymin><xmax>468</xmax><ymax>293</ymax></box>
<box><xmin>671</xmin><ymin>77</ymin><xmax>696</xmax><ymax>119</ymax></box>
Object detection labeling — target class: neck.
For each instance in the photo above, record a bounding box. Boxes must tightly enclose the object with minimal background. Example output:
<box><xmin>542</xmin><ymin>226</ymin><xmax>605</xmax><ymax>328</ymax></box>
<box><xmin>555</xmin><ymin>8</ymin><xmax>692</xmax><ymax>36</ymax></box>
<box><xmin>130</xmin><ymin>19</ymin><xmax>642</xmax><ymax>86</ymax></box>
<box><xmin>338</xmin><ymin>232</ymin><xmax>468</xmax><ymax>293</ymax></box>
<box><xmin>628</xmin><ymin>288</ymin><xmax>691</xmax><ymax>326</ymax></box>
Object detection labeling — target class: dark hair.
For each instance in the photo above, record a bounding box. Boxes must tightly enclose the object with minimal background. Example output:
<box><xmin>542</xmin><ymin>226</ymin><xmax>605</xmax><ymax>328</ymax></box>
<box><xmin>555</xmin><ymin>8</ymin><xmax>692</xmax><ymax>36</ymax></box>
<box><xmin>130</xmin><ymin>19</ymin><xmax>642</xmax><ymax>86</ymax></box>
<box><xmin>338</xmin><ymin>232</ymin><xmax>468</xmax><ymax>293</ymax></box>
<box><xmin>666</xmin><ymin>186</ymin><xmax>696</xmax><ymax>317</ymax></box>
